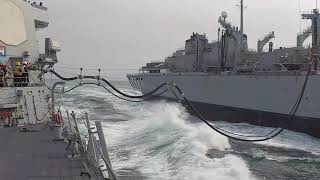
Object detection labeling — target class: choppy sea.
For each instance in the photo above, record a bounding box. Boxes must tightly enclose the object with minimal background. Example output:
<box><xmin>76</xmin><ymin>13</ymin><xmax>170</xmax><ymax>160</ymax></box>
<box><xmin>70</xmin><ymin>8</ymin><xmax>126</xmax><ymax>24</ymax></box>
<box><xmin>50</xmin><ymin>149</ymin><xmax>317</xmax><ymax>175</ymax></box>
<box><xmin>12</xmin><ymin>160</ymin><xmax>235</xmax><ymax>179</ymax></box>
<box><xmin>58</xmin><ymin>80</ymin><xmax>320</xmax><ymax>180</ymax></box>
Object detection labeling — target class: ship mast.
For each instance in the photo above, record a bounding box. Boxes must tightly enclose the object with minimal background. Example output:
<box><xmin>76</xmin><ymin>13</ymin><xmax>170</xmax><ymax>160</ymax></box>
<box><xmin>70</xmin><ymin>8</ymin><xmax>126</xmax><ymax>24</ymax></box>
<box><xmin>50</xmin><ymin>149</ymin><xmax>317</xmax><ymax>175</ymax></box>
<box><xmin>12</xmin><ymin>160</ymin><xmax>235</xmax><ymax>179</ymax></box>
<box><xmin>239</xmin><ymin>0</ymin><xmax>244</xmax><ymax>53</ymax></box>
<box><xmin>240</xmin><ymin>0</ymin><xmax>244</xmax><ymax>35</ymax></box>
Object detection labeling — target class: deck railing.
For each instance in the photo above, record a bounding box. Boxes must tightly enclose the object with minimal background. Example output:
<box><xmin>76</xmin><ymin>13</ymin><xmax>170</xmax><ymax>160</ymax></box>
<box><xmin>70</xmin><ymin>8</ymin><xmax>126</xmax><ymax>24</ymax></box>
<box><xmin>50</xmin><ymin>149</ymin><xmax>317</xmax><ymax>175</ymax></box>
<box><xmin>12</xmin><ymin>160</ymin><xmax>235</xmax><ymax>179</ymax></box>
<box><xmin>63</xmin><ymin>110</ymin><xmax>117</xmax><ymax>180</ymax></box>
<box><xmin>0</xmin><ymin>70</ymin><xmax>31</xmax><ymax>87</ymax></box>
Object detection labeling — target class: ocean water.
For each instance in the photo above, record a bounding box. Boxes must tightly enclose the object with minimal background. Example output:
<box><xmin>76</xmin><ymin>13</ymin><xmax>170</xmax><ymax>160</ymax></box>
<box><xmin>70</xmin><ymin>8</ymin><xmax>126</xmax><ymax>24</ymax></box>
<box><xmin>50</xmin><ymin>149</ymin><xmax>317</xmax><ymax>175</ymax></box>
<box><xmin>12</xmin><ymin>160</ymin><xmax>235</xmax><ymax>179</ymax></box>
<box><xmin>58</xmin><ymin>81</ymin><xmax>320</xmax><ymax>180</ymax></box>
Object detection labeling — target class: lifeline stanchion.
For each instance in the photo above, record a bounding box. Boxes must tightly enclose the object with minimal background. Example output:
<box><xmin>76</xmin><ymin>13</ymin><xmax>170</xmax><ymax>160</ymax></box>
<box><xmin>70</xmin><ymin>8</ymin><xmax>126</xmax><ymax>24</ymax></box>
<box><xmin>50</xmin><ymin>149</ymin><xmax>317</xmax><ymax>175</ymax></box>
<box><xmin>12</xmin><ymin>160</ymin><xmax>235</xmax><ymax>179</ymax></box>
<box><xmin>67</xmin><ymin>111</ymin><xmax>118</xmax><ymax>179</ymax></box>
<box><xmin>85</xmin><ymin>113</ymin><xmax>95</xmax><ymax>156</ymax></box>
<box><xmin>95</xmin><ymin>121</ymin><xmax>117</xmax><ymax>180</ymax></box>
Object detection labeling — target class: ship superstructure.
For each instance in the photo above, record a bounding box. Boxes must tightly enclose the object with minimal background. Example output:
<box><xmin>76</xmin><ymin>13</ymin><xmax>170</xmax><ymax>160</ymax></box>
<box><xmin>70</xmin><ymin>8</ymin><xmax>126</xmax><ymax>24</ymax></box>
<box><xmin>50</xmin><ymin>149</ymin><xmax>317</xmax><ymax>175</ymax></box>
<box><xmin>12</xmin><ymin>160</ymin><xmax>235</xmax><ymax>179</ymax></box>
<box><xmin>128</xmin><ymin>6</ymin><xmax>320</xmax><ymax>137</ymax></box>
<box><xmin>0</xmin><ymin>0</ymin><xmax>59</xmax><ymax>127</ymax></box>
<box><xmin>0</xmin><ymin>1</ymin><xmax>119</xmax><ymax>179</ymax></box>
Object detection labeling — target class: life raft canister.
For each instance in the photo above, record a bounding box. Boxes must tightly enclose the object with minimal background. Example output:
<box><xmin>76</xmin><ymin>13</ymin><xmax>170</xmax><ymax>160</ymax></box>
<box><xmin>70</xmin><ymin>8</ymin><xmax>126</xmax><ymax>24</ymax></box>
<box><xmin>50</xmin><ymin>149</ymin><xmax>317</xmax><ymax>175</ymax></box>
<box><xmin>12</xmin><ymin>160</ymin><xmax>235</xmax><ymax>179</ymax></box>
<box><xmin>54</xmin><ymin>111</ymin><xmax>63</xmax><ymax>125</ymax></box>
<box><xmin>0</xmin><ymin>112</ymin><xmax>13</xmax><ymax>125</ymax></box>
<box><xmin>0</xmin><ymin>112</ymin><xmax>12</xmax><ymax>119</ymax></box>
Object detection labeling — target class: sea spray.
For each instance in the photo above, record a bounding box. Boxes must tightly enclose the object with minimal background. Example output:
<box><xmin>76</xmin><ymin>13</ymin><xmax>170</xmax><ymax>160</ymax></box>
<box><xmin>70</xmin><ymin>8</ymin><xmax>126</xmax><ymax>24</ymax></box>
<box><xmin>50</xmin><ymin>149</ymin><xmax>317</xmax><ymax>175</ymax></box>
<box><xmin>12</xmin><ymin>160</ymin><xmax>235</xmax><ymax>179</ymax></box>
<box><xmin>58</xmin><ymin>82</ymin><xmax>320</xmax><ymax>179</ymax></box>
<box><xmin>104</xmin><ymin>101</ymin><xmax>255</xmax><ymax>180</ymax></box>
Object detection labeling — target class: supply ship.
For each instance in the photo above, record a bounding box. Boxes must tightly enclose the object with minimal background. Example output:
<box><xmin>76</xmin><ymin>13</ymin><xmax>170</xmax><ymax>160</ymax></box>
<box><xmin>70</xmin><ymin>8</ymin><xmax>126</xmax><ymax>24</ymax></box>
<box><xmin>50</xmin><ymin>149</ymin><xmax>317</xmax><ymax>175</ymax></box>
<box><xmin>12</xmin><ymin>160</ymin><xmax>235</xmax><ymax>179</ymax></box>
<box><xmin>127</xmin><ymin>2</ymin><xmax>320</xmax><ymax>137</ymax></box>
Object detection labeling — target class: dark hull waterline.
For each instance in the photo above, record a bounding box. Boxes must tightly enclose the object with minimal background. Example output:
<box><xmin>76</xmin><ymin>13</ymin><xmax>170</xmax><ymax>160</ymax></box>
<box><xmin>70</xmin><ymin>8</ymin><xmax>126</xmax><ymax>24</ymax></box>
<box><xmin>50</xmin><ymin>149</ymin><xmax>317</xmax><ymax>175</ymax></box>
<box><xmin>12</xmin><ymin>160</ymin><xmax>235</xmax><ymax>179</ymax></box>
<box><xmin>158</xmin><ymin>97</ymin><xmax>320</xmax><ymax>138</ymax></box>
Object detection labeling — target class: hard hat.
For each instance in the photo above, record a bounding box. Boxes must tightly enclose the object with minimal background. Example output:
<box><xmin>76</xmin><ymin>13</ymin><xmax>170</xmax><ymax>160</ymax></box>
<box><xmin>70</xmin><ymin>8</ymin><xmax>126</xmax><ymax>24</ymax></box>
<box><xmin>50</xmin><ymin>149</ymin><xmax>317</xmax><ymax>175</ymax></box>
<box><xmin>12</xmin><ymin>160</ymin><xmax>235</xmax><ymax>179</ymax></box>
<box><xmin>15</xmin><ymin>62</ymin><xmax>21</xmax><ymax>66</ymax></box>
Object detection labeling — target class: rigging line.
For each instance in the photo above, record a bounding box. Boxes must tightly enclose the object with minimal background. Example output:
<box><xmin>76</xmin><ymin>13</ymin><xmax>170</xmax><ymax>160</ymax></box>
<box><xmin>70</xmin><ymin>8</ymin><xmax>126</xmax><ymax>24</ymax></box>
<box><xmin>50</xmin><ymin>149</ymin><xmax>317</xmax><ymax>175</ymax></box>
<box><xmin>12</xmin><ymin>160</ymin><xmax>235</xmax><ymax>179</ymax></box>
<box><xmin>46</xmin><ymin>69</ymin><xmax>168</xmax><ymax>99</ymax></box>
<box><xmin>53</xmin><ymin>68</ymin><xmax>137</xmax><ymax>81</ymax></box>
<box><xmin>54</xmin><ymin>65</ymin><xmax>137</xmax><ymax>71</ymax></box>
<box><xmin>61</xmin><ymin>82</ymin><xmax>169</xmax><ymax>103</ymax></box>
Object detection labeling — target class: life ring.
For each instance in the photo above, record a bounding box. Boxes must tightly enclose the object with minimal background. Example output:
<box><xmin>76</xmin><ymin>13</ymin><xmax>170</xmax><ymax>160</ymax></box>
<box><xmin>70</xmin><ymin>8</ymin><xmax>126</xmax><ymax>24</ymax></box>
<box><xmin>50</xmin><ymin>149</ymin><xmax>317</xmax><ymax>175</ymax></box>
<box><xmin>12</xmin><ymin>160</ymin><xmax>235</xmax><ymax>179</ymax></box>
<box><xmin>55</xmin><ymin>111</ymin><xmax>63</xmax><ymax>125</ymax></box>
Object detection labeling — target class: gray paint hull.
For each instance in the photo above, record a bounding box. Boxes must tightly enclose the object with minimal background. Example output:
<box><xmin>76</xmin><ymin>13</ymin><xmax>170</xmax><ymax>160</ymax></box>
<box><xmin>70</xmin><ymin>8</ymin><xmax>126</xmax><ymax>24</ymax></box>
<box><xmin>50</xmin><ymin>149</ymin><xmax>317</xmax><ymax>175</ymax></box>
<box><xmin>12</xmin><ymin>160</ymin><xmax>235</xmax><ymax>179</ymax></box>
<box><xmin>128</xmin><ymin>73</ymin><xmax>320</xmax><ymax>137</ymax></box>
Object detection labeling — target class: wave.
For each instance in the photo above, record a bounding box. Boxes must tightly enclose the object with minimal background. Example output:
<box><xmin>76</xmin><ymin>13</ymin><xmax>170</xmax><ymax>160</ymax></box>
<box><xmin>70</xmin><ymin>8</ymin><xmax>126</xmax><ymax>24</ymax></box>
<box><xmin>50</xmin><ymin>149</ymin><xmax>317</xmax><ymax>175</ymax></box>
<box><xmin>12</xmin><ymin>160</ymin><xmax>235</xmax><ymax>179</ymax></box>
<box><xmin>57</xmin><ymin>81</ymin><xmax>320</xmax><ymax>179</ymax></box>
<box><xmin>213</xmin><ymin>122</ymin><xmax>320</xmax><ymax>155</ymax></box>
<box><xmin>102</xmin><ymin>101</ymin><xmax>256</xmax><ymax>180</ymax></box>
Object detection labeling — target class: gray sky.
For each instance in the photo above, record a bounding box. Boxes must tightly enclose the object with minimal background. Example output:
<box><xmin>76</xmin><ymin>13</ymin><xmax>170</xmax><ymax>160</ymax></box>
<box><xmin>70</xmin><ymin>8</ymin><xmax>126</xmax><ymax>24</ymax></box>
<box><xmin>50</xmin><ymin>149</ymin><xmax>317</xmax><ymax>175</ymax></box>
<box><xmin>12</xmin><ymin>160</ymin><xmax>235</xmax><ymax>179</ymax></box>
<box><xmin>40</xmin><ymin>0</ymin><xmax>316</xmax><ymax>78</ymax></box>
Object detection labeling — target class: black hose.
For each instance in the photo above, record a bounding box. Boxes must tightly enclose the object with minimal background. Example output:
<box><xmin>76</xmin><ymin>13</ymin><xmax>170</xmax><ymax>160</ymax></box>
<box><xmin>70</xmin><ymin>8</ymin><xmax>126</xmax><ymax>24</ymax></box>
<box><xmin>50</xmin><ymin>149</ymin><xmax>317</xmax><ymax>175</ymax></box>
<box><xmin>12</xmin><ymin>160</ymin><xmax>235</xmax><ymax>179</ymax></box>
<box><xmin>171</xmin><ymin>65</ymin><xmax>311</xmax><ymax>141</ymax></box>
<box><xmin>61</xmin><ymin>82</ymin><xmax>169</xmax><ymax>103</ymax></box>
<box><xmin>46</xmin><ymin>66</ymin><xmax>311</xmax><ymax>142</ymax></box>
<box><xmin>47</xmin><ymin>70</ymin><xmax>168</xmax><ymax>99</ymax></box>
<box><xmin>47</xmin><ymin>70</ymin><xmax>78</xmax><ymax>81</ymax></box>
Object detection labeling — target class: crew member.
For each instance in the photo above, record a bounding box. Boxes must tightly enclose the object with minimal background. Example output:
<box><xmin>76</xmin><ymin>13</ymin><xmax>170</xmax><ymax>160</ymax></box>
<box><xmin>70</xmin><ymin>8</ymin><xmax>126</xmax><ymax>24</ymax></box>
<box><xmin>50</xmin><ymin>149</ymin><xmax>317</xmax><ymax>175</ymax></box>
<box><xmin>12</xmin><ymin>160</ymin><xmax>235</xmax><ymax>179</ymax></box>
<box><xmin>0</xmin><ymin>64</ymin><xmax>6</xmax><ymax>87</ymax></box>
<box><xmin>22</xmin><ymin>61</ymin><xmax>29</xmax><ymax>86</ymax></box>
<box><xmin>14</xmin><ymin>61</ymin><xmax>23</xmax><ymax>87</ymax></box>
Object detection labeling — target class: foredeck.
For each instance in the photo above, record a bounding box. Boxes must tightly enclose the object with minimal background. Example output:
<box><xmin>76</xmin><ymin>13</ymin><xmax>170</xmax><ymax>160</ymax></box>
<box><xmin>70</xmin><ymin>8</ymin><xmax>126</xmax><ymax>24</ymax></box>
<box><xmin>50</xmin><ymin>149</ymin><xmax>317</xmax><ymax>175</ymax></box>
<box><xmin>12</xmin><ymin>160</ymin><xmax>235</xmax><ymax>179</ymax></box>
<box><xmin>0</xmin><ymin>125</ymin><xmax>90</xmax><ymax>180</ymax></box>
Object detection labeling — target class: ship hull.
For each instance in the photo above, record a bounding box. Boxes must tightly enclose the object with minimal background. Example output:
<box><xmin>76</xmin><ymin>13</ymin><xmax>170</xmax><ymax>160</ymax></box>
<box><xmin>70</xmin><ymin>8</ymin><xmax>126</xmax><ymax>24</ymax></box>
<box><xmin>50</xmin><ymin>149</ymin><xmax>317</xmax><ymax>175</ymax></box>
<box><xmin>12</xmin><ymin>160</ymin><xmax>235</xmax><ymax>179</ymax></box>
<box><xmin>128</xmin><ymin>73</ymin><xmax>320</xmax><ymax>137</ymax></box>
<box><xmin>170</xmin><ymin>98</ymin><xmax>320</xmax><ymax>137</ymax></box>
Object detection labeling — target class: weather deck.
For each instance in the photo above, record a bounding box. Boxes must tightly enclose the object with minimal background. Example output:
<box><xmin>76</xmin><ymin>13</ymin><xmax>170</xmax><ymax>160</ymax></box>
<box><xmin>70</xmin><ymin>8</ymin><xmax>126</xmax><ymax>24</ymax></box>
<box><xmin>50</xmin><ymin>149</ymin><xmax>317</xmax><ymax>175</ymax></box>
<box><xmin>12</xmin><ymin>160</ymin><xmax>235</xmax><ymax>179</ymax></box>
<box><xmin>0</xmin><ymin>125</ymin><xmax>90</xmax><ymax>180</ymax></box>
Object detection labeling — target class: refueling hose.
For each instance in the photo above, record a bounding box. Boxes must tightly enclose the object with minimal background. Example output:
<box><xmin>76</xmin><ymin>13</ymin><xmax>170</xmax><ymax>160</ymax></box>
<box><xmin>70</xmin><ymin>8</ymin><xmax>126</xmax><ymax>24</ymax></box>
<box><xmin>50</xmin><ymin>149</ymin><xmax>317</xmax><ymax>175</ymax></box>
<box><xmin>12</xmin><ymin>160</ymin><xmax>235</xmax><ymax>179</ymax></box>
<box><xmin>45</xmin><ymin>66</ymin><xmax>311</xmax><ymax>142</ymax></box>
<box><xmin>170</xmin><ymin>64</ymin><xmax>311</xmax><ymax>142</ymax></box>
<box><xmin>61</xmin><ymin>82</ymin><xmax>169</xmax><ymax>103</ymax></box>
<box><xmin>47</xmin><ymin>70</ymin><xmax>168</xmax><ymax>99</ymax></box>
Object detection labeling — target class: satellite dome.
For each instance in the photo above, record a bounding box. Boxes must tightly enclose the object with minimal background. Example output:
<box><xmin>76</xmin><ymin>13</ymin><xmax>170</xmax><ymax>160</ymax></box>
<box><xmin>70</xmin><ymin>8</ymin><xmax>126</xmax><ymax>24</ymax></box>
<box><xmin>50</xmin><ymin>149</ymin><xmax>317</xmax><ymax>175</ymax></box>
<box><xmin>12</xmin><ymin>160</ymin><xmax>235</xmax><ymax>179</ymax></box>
<box><xmin>221</xmin><ymin>11</ymin><xmax>228</xmax><ymax>19</ymax></box>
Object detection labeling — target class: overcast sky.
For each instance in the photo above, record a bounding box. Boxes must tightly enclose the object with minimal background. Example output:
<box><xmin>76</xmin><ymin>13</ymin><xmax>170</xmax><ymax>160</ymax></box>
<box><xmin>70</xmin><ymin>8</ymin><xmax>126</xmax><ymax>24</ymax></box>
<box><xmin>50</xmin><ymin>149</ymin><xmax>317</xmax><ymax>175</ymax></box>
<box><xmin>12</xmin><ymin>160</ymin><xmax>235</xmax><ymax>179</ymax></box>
<box><xmin>39</xmin><ymin>0</ymin><xmax>316</xmax><ymax>78</ymax></box>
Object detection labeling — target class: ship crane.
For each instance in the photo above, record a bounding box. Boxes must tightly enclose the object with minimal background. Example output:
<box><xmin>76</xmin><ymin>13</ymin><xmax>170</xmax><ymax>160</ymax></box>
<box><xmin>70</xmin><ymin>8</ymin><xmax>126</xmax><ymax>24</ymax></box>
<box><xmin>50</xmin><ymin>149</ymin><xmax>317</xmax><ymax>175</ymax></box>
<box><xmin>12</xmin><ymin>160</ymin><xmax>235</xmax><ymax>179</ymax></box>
<box><xmin>257</xmin><ymin>31</ymin><xmax>275</xmax><ymax>53</ymax></box>
<box><xmin>297</xmin><ymin>26</ymin><xmax>312</xmax><ymax>47</ymax></box>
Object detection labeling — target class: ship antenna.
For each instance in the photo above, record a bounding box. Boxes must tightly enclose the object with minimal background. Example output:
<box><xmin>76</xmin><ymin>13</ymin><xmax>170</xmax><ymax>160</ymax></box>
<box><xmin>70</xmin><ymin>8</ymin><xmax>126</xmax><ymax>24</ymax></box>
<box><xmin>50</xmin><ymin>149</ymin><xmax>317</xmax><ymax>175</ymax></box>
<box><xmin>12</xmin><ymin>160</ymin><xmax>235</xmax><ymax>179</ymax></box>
<box><xmin>298</xmin><ymin>0</ymin><xmax>302</xmax><ymax>34</ymax></box>
<box><xmin>240</xmin><ymin>0</ymin><xmax>244</xmax><ymax>35</ymax></box>
<box><xmin>237</xmin><ymin>0</ymin><xmax>246</xmax><ymax>50</ymax></box>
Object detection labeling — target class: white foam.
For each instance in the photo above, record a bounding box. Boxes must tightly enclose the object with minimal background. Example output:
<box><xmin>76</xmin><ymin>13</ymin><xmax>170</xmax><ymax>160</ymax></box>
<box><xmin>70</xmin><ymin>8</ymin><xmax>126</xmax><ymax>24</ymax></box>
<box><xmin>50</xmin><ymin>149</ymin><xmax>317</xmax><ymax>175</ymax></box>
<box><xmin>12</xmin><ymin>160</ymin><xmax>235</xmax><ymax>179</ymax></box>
<box><xmin>102</xmin><ymin>101</ymin><xmax>256</xmax><ymax>180</ymax></box>
<box><xmin>57</xmin><ymin>82</ymin><xmax>320</xmax><ymax>179</ymax></box>
<box><xmin>256</xmin><ymin>129</ymin><xmax>320</xmax><ymax>155</ymax></box>
<box><xmin>179</xmin><ymin>155</ymin><xmax>256</xmax><ymax>180</ymax></box>
<box><xmin>213</xmin><ymin>122</ymin><xmax>320</xmax><ymax>155</ymax></box>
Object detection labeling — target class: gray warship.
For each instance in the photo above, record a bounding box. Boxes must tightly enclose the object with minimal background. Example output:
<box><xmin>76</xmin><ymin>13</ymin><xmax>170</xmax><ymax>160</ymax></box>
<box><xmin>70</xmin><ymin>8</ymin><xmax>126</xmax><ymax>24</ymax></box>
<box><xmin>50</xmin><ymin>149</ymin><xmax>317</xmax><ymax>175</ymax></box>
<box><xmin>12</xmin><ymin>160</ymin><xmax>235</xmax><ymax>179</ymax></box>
<box><xmin>1</xmin><ymin>0</ymin><xmax>319</xmax><ymax>179</ymax></box>
<box><xmin>0</xmin><ymin>0</ymin><xmax>122</xmax><ymax>179</ymax></box>
<box><xmin>127</xmin><ymin>1</ymin><xmax>320</xmax><ymax>138</ymax></box>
